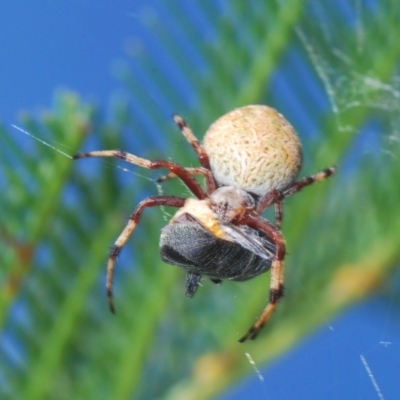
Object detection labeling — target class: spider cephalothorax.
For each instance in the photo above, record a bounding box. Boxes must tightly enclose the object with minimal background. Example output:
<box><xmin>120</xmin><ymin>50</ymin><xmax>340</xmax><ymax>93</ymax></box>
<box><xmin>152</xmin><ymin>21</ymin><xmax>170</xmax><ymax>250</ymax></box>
<box><xmin>73</xmin><ymin>105</ymin><xmax>335</xmax><ymax>342</ymax></box>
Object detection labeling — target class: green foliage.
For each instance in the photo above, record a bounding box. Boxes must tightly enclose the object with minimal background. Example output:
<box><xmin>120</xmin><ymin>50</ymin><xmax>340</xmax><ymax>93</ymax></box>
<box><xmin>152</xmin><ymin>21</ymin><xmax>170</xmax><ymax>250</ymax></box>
<box><xmin>1</xmin><ymin>2</ymin><xmax>400</xmax><ymax>399</ymax></box>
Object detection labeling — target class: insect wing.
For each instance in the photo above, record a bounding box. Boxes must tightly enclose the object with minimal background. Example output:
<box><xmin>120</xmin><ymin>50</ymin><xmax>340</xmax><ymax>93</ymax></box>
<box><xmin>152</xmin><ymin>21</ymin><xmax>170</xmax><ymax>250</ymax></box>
<box><xmin>219</xmin><ymin>223</ymin><xmax>275</xmax><ymax>261</ymax></box>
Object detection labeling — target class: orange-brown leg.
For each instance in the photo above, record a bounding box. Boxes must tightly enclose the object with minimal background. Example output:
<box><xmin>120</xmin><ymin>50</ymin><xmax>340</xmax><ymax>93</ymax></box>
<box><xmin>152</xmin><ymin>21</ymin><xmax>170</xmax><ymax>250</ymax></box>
<box><xmin>256</xmin><ymin>166</ymin><xmax>337</xmax><ymax>227</ymax></box>
<box><xmin>282</xmin><ymin>166</ymin><xmax>336</xmax><ymax>198</ymax></box>
<box><xmin>73</xmin><ymin>150</ymin><xmax>207</xmax><ymax>199</ymax></box>
<box><xmin>173</xmin><ymin>114</ymin><xmax>217</xmax><ymax>193</ymax></box>
<box><xmin>156</xmin><ymin>167</ymin><xmax>214</xmax><ymax>189</ymax></box>
<box><xmin>239</xmin><ymin>216</ymin><xmax>286</xmax><ymax>342</ymax></box>
<box><xmin>106</xmin><ymin>195</ymin><xmax>185</xmax><ymax>312</ymax></box>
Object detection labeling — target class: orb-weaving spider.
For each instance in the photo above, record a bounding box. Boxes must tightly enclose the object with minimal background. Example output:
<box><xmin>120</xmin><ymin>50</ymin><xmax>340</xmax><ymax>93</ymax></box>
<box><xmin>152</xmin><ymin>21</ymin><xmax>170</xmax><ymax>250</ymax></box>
<box><xmin>73</xmin><ymin>105</ymin><xmax>335</xmax><ymax>342</ymax></box>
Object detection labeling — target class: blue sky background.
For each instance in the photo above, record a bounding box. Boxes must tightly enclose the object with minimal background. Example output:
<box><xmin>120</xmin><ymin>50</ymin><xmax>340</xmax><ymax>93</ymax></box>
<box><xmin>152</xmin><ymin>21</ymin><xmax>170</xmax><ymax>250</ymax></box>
<box><xmin>1</xmin><ymin>1</ymin><xmax>399</xmax><ymax>399</ymax></box>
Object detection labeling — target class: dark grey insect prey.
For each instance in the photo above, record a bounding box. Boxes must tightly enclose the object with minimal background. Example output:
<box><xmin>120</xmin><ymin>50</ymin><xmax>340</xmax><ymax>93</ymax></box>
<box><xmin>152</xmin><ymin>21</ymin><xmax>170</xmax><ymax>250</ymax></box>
<box><xmin>160</xmin><ymin>203</ymin><xmax>276</xmax><ymax>298</ymax></box>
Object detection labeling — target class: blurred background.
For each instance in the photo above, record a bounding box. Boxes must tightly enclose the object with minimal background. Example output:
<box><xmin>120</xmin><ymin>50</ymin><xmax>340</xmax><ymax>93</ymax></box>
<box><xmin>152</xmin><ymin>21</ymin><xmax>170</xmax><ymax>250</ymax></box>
<box><xmin>1</xmin><ymin>1</ymin><xmax>400</xmax><ymax>399</ymax></box>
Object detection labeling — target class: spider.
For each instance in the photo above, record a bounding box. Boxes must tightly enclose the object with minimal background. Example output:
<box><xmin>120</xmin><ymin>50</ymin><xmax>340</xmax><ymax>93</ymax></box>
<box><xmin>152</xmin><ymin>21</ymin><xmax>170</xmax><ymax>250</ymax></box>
<box><xmin>73</xmin><ymin>105</ymin><xmax>336</xmax><ymax>342</ymax></box>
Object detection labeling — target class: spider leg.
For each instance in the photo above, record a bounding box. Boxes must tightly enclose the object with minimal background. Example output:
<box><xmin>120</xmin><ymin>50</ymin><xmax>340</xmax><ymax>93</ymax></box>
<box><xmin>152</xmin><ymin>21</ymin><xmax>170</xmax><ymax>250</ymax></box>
<box><xmin>255</xmin><ymin>190</ymin><xmax>284</xmax><ymax>228</ymax></box>
<box><xmin>173</xmin><ymin>115</ymin><xmax>210</xmax><ymax>169</ymax></box>
<box><xmin>282</xmin><ymin>166</ymin><xmax>336</xmax><ymax>198</ymax></box>
<box><xmin>256</xmin><ymin>166</ymin><xmax>336</xmax><ymax>226</ymax></box>
<box><xmin>274</xmin><ymin>201</ymin><xmax>283</xmax><ymax>229</ymax></box>
<box><xmin>173</xmin><ymin>114</ymin><xmax>217</xmax><ymax>193</ymax></box>
<box><xmin>107</xmin><ymin>195</ymin><xmax>185</xmax><ymax>313</ymax></box>
<box><xmin>156</xmin><ymin>167</ymin><xmax>213</xmax><ymax>185</ymax></box>
<box><xmin>239</xmin><ymin>216</ymin><xmax>285</xmax><ymax>342</ymax></box>
<box><xmin>73</xmin><ymin>150</ymin><xmax>207</xmax><ymax>200</ymax></box>
<box><xmin>256</xmin><ymin>190</ymin><xmax>283</xmax><ymax>228</ymax></box>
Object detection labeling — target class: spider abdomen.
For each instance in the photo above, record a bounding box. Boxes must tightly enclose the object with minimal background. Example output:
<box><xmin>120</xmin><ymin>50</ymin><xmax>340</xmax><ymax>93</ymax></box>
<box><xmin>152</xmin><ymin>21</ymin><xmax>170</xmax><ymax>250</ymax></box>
<box><xmin>203</xmin><ymin>105</ymin><xmax>303</xmax><ymax>196</ymax></box>
<box><xmin>160</xmin><ymin>218</ymin><xmax>275</xmax><ymax>282</ymax></box>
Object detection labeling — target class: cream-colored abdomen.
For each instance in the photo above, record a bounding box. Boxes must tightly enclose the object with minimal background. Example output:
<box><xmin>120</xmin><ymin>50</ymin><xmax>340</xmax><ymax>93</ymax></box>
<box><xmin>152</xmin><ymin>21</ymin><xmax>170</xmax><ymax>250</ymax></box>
<box><xmin>203</xmin><ymin>105</ymin><xmax>302</xmax><ymax>196</ymax></box>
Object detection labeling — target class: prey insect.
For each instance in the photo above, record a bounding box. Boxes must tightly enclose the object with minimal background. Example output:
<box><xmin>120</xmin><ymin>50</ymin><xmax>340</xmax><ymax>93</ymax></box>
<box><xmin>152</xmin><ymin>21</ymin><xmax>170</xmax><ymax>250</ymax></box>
<box><xmin>73</xmin><ymin>105</ymin><xmax>335</xmax><ymax>342</ymax></box>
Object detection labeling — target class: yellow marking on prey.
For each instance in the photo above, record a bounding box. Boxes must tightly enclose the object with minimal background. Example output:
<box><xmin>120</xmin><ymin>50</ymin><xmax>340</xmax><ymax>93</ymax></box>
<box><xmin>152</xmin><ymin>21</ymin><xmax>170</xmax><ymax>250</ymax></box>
<box><xmin>173</xmin><ymin>198</ymin><xmax>231</xmax><ymax>240</ymax></box>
